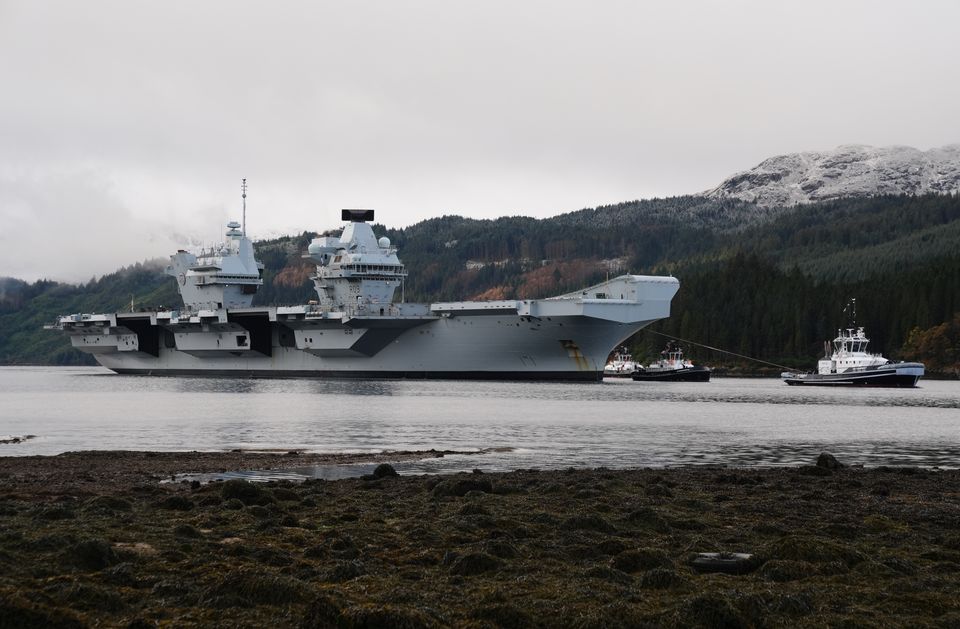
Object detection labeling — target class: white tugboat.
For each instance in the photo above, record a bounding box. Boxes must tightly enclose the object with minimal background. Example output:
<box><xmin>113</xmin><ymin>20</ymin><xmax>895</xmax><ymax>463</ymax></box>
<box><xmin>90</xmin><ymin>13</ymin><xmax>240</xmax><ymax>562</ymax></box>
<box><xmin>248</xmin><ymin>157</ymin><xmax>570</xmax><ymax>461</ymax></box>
<box><xmin>781</xmin><ymin>325</ymin><xmax>924</xmax><ymax>387</ymax></box>
<box><xmin>631</xmin><ymin>342</ymin><xmax>711</xmax><ymax>382</ymax></box>
<box><xmin>49</xmin><ymin>185</ymin><xmax>680</xmax><ymax>381</ymax></box>
<box><xmin>603</xmin><ymin>347</ymin><xmax>639</xmax><ymax>378</ymax></box>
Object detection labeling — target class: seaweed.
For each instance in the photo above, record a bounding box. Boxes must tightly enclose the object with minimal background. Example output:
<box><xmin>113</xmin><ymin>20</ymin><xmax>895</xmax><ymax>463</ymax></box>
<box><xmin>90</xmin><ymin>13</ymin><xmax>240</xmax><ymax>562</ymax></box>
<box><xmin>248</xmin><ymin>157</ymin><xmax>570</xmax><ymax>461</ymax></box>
<box><xmin>0</xmin><ymin>460</ymin><xmax>958</xmax><ymax>627</ymax></box>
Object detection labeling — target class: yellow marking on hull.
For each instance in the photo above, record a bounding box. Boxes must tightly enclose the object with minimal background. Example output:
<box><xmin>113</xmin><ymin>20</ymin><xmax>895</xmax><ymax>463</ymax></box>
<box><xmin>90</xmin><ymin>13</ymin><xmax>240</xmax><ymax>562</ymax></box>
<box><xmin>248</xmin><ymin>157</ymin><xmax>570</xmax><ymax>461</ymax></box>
<box><xmin>561</xmin><ymin>340</ymin><xmax>590</xmax><ymax>370</ymax></box>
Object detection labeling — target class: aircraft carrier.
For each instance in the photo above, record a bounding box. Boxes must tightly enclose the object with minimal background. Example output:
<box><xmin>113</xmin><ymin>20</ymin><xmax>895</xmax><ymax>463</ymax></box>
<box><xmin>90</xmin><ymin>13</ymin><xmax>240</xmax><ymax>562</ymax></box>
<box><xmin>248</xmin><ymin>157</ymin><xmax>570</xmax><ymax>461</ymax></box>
<box><xmin>51</xmin><ymin>204</ymin><xmax>679</xmax><ymax>381</ymax></box>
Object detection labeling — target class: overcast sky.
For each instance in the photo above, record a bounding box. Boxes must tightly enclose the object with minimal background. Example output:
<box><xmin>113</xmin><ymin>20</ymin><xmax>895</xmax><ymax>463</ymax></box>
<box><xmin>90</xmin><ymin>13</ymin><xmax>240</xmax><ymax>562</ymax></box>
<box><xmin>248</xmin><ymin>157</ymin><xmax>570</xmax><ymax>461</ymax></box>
<box><xmin>2</xmin><ymin>0</ymin><xmax>959</xmax><ymax>282</ymax></box>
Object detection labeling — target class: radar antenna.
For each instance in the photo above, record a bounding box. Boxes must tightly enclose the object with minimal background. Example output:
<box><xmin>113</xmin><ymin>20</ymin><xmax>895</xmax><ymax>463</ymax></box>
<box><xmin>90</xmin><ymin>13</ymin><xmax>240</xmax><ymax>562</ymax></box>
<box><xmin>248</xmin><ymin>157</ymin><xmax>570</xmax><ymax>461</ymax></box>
<box><xmin>842</xmin><ymin>298</ymin><xmax>857</xmax><ymax>327</ymax></box>
<box><xmin>241</xmin><ymin>178</ymin><xmax>248</xmax><ymax>236</ymax></box>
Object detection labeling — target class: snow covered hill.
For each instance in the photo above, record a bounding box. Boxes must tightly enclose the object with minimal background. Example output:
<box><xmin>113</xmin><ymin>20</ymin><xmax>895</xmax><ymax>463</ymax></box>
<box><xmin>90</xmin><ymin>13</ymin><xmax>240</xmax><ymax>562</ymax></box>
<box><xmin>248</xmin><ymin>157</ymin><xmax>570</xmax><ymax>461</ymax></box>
<box><xmin>704</xmin><ymin>144</ymin><xmax>960</xmax><ymax>208</ymax></box>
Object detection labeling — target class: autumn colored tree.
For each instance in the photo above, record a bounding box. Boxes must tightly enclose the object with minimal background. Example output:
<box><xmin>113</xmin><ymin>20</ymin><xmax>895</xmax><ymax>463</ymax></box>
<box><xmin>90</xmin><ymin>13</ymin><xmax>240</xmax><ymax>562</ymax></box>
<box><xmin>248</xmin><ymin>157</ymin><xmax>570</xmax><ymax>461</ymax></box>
<box><xmin>901</xmin><ymin>314</ymin><xmax>960</xmax><ymax>375</ymax></box>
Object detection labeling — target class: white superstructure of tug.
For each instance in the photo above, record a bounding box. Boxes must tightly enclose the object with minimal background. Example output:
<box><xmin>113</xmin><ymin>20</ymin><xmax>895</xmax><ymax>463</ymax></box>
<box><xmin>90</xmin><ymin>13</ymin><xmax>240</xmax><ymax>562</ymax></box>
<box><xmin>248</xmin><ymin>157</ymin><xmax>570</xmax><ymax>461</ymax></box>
<box><xmin>817</xmin><ymin>327</ymin><xmax>888</xmax><ymax>374</ymax></box>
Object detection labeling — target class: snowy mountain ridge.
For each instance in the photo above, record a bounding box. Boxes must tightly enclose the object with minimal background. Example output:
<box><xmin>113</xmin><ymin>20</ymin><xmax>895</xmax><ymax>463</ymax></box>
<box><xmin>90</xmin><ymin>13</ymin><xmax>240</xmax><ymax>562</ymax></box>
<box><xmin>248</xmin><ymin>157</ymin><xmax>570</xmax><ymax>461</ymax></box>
<box><xmin>704</xmin><ymin>144</ymin><xmax>960</xmax><ymax>208</ymax></box>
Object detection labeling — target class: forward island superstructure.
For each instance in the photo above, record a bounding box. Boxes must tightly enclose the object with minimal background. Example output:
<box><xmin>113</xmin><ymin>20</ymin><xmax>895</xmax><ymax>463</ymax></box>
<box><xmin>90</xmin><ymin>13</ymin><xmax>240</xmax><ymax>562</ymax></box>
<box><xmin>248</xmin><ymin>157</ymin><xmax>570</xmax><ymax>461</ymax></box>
<box><xmin>51</xmin><ymin>203</ymin><xmax>680</xmax><ymax>381</ymax></box>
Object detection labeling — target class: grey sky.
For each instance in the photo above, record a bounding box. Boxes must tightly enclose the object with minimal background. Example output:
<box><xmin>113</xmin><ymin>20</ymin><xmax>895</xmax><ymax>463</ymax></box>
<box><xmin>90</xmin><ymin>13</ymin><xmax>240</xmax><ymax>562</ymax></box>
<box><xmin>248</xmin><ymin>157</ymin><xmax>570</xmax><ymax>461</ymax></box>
<box><xmin>2</xmin><ymin>0</ymin><xmax>959</xmax><ymax>281</ymax></box>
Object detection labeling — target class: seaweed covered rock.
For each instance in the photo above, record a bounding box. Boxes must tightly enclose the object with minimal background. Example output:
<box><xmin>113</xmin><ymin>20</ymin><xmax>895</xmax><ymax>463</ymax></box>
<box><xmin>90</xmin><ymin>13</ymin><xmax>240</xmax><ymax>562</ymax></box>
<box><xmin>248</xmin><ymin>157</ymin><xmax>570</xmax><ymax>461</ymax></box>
<box><xmin>158</xmin><ymin>495</ymin><xmax>194</xmax><ymax>511</ymax></box>
<box><xmin>48</xmin><ymin>581</ymin><xmax>126</xmax><ymax>613</ymax></box>
<box><xmin>302</xmin><ymin>595</ymin><xmax>435</xmax><ymax>629</ymax></box>
<box><xmin>673</xmin><ymin>592</ymin><xmax>746</xmax><ymax>628</ymax></box>
<box><xmin>449</xmin><ymin>552</ymin><xmax>503</xmax><ymax>576</ymax></box>
<box><xmin>339</xmin><ymin>603</ymin><xmax>436</xmax><ymax>629</ymax></box>
<box><xmin>481</xmin><ymin>539</ymin><xmax>519</xmax><ymax>559</ymax></box>
<box><xmin>816</xmin><ymin>452</ymin><xmax>844</xmax><ymax>470</ymax></box>
<box><xmin>173</xmin><ymin>523</ymin><xmax>201</xmax><ymax>538</ymax></box>
<box><xmin>759</xmin><ymin>559</ymin><xmax>818</xmax><ymax>582</ymax></box>
<box><xmin>471</xmin><ymin>604</ymin><xmax>532</xmax><ymax>629</ymax></box>
<box><xmin>639</xmin><ymin>567</ymin><xmax>689</xmax><ymax>590</ymax></box>
<box><xmin>623</xmin><ymin>506</ymin><xmax>671</xmax><ymax>533</ymax></box>
<box><xmin>33</xmin><ymin>504</ymin><xmax>76</xmax><ymax>521</ymax></box>
<box><xmin>271</xmin><ymin>487</ymin><xmax>301</xmax><ymax>502</ymax></box>
<box><xmin>563</xmin><ymin>513</ymin><xmax>616</xmax><ymax>534</ymax></box>
<box><xmin>431</xmin><ymin>476</ymin><xmax>493</xmax><ymax>498</ymax></box>
<box><xmin>246</xmin><ymin>504</ymin><xmax>271</xmax><ymax>519</ymax></box>
<box><xmin>301</xmin><ymin>593</ymin><xmax>346</xmax><ymax>629</ymax></box>
<box><xmin>372</xmin><ymin>463</ymin><xmax>399</xmax><ymax>478</ymax></box>
<box><xmin>221</xmin><ymin>479</ymin><xmax>272</xmax><ymax>506</ymax></box>
<box><xmin>583</xmin><ymin>565</ymin><xmax>633</xmax><ymax>584</ymax></box>
<box><xmin>201</xmin><ymin>567</ymin><xmax>310</xmax><ymax>607</ymax></box>
<box><xmin>0</xmin><ymin>589</ymin><xmax>87</xmax><ymax>629</ymax></box>
<box><xmin>766</xmin><ymin>535</ymin><xmax>864</xmax><ymax>567</ymax></box>
<box><xmin>325</xmin><ymin>560</ymin><xmax>366</xmax><ymax>582</ymax></box>
<box><xmin>612</xmin><ymin>547</ymin><xmax>673</xmax><ymax>573</ymax></box>
<box><xmin>67</xmin><ymin>538</ymin><xmax>118</xmax><ymax>571</ymax></box>
<box><xmin>797</xmin><ymin>465</ymin><xmax>833</xmax><ymax>477</ymax></box>
<box><xmin>572</xmin><ymin>601</ymin><xmax>650</xmax><ymax>628</ymax></box>
<box><xmin>82</xmin><ymin>495</ymin><xmax>132</xmax><ymax>514</ymax></box>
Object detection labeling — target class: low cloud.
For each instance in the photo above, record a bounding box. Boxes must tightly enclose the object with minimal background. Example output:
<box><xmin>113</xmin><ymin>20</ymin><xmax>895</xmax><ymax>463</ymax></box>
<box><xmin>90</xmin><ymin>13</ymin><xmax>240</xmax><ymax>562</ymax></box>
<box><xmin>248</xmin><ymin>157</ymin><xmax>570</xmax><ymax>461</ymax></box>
<box><xmin>0</xmin><ymin>168</ymin><xmax>185</xmax><ymax>282</ymax></box>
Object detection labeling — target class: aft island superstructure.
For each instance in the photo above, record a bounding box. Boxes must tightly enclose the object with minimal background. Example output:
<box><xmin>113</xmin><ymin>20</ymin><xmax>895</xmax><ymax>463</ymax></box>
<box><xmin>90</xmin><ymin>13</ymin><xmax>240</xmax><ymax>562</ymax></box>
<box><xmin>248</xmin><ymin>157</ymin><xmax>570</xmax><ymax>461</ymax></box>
<box><xmin>52</xmin><ymin>207</ymin><xmax>680</xmax><ymax>381</ymax></box>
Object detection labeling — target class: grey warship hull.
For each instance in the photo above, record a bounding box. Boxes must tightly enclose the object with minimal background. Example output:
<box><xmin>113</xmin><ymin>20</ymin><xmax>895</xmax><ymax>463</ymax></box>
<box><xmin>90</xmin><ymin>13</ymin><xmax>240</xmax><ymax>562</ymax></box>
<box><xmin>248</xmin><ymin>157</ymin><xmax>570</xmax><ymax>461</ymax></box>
<box><xmin>58</xmin><ymin>276</ymin><xmax>680</xmax><ymax>381</ymax></box>
<box><xmin>51</xmin><ymin>206</ymin><xmax>680</xmax><ymax>381</ymax></box>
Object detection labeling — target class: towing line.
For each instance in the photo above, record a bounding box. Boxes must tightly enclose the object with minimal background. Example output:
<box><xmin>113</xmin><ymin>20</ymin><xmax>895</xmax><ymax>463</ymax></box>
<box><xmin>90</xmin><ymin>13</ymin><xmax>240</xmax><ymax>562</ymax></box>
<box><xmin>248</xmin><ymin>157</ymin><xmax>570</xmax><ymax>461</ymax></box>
<box><xmin>642</xmin><ymin>329</ymin><xmax>797</xmax><ymax>372</ymax></box>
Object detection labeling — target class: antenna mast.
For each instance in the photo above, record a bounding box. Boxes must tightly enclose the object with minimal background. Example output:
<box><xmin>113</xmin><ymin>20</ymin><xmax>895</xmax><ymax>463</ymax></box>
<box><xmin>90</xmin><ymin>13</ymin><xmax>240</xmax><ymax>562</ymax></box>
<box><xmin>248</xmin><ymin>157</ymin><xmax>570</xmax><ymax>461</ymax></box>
<box><xmin>241</xmin><ymin>178</ymin><xmax>247</xmax><ymax>236</ymax></box>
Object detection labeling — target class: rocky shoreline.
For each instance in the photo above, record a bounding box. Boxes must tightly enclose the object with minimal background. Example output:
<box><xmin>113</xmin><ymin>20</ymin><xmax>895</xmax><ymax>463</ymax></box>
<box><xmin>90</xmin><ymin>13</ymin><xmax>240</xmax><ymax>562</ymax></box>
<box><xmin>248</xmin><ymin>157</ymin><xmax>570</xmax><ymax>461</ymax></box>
<box><xmin>0</xmin><ymin>449</ymin><xmax>457</xmax><ymax>495</ymax></box>
<box><xmin>1</xmin><ymin>451</ymin><xmax>959</xmax><ymax>628</ymax></box>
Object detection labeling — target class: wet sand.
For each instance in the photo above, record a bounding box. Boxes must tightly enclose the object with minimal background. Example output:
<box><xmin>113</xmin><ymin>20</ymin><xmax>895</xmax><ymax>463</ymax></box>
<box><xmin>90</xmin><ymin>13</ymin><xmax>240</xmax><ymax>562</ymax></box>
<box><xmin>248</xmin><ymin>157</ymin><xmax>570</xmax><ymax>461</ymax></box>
<box><xmin>1</xmin><ymin>451</ymin><xmax>959</xmax><ymax>628</ymax></box>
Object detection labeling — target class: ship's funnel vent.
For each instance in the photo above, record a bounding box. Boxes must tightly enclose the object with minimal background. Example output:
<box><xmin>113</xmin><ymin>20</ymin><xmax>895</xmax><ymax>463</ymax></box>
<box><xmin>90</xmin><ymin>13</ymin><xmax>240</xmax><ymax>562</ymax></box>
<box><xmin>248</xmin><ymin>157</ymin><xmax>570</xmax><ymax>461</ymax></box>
<box><xmin>342</xmin><ymin>209</ymin><xmax>375</xmax><ymax>222</ymax></box>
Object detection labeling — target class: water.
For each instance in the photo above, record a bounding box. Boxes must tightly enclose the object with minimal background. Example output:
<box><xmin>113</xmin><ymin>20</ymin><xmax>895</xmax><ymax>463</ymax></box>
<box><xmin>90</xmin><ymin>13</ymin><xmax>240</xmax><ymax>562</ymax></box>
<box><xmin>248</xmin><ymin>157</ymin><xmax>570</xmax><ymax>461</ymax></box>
<box><xmin>1</xmin><ymin>367</ymin><xmax>958</xmax><ymax>476</ymax></box>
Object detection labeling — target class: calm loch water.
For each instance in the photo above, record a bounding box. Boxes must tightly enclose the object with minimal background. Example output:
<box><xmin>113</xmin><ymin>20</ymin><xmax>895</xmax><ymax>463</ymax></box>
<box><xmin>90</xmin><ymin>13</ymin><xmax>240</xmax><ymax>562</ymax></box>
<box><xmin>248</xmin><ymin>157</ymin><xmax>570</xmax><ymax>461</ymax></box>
<box><xmin>1</xmin><ymin>366</ymin><xmax>959</xmax><ymax>473</ymax></box>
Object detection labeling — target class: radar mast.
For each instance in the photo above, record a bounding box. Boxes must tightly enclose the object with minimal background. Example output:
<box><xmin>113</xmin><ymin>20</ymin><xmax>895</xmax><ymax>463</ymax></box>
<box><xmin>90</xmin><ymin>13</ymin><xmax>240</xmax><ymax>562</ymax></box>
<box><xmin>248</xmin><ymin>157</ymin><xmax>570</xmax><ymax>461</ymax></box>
<box><xmin>241</xmin><ymin>178</ymin><xmax>247</xmax><ymax>236</ymax></box>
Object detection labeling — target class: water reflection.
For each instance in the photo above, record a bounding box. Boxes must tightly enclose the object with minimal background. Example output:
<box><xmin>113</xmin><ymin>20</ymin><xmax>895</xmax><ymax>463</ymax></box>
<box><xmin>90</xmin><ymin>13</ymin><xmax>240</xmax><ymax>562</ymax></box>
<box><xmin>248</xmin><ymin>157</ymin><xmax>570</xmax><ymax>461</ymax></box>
<box><xmin>3</xmin><ymin>368</ymin><xmax>960</xmax><ymax>470</ymax></box>
<box><xmin>176</xmin><ymin>378</ymin><xmax>264</xmax><ymax>394</ymax></box>
<box><xmin>304</xmin><ymin>380</ymin><xmax>400</xmax><ymax>396</ymax></box>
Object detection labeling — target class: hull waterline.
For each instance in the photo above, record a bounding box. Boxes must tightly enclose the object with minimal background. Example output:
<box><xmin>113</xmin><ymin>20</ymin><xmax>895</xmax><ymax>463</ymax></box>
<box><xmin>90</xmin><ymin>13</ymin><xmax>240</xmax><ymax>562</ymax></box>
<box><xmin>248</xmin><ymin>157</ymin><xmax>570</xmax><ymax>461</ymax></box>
<box><xmin>782</xmin><ymin>363</ymin><xmax>924</xmax><ymax>387</ymax></box>
<box><xmin>632</xmin><ymin>366</ymin><xmax>711</xmax><ymax>382</ymax></box>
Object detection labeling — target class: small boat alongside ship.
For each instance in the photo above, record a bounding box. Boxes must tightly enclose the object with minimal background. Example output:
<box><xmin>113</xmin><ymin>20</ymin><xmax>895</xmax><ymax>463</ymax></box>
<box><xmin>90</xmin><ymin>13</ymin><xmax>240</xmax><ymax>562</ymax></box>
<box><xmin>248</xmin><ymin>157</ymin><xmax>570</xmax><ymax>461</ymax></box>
<box><xmin>781</xmin><ymin>326</ymin><xmax>924</xmax><ymax>387</ymax></box>
<box><xmin>631</xmin><ymin>342</ymin><xmax>711</xmax><ymax>382</ymax></box>
<box><xmin>602</xmin><ymin>347</ymin><xmax>638</xmax><ymax>378</ymax></box>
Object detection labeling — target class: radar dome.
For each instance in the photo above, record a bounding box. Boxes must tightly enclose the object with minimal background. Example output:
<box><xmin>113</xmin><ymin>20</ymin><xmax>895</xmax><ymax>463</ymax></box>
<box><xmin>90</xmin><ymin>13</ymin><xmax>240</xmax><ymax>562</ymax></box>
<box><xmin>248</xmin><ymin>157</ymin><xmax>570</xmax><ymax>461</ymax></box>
<box><xmin>378</xmin><ymin>236</ymin><xmax>391</xmax><ymax>248</ymax></box>
<box><xmin>308</xmin><ymin>240</ymin><xmax>323</xmax><ymax>255</ymax></box>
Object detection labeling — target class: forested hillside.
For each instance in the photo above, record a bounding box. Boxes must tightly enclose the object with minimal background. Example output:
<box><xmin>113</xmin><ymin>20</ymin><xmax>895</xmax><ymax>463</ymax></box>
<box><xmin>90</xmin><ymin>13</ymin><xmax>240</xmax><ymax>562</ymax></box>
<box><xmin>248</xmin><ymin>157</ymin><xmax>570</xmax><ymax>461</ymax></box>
<box><xmin>0</xmin><ymin>265</ymin><xmax>178</xmax><ymax>365</ymax></box>
<box><xmin>3</xmin><ymin>193</ymin><xmax>959</xmax><ymax>375</ymax></box>
<box><xmin>644</xmin><ymin>252</ymin><xmax>960</xmax><ymax>374</ymax></box>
